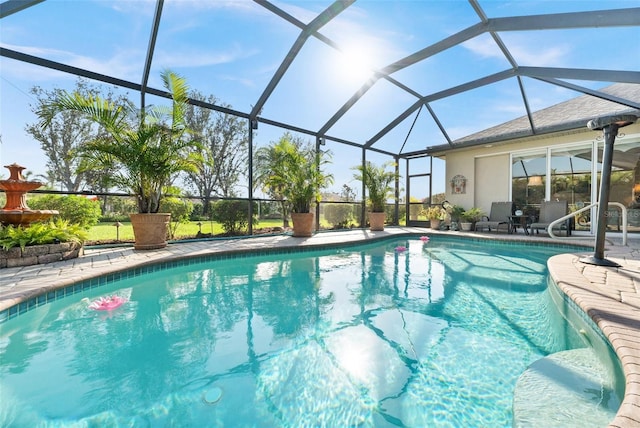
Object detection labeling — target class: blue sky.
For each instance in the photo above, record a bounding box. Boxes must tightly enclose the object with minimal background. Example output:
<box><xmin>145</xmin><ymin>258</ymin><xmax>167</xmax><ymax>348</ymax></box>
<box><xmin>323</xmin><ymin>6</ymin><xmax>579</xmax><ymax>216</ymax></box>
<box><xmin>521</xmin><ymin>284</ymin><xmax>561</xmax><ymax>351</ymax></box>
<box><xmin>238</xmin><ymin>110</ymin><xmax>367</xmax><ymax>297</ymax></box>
<box><xmin>1</xmin><ymin>0</ymin><xmax>639</xmax><ymax>198</ymax></box>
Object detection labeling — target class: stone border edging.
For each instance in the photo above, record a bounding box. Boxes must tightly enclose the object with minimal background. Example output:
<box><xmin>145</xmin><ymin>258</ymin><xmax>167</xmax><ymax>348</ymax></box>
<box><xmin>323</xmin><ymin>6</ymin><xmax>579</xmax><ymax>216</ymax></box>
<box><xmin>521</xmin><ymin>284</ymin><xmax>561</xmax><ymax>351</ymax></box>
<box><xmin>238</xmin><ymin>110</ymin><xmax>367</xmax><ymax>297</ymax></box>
<box><xmin>0</xmin><ymin>242</ymin><xmax>83</xmax><ymax>268</ymax></box>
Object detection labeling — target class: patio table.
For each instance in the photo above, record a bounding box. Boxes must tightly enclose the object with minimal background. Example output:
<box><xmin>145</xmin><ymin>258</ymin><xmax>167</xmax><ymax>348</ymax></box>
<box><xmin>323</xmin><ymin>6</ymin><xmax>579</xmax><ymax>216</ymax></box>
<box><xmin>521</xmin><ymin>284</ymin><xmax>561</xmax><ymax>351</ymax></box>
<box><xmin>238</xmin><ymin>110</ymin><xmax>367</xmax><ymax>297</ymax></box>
<box><xmin>509</xmin><ymin>214</ymin><xmax>533</xmax><ymax>235</ymax></box>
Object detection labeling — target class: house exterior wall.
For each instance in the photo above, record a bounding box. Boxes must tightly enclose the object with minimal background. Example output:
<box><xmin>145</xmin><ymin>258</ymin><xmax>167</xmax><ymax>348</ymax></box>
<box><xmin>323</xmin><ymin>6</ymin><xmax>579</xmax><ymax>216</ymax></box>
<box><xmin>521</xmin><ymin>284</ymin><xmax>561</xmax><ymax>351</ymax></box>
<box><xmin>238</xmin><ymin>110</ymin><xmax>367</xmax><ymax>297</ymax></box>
<box><xmin>442</xmin><ymin>121</ymin><xmax>640</xmax><ymax>215</ymax></box>
<box><xmin>475</xmin><ymin>154</ymin><xmax>510</xmax><ymax>212</ymax></box>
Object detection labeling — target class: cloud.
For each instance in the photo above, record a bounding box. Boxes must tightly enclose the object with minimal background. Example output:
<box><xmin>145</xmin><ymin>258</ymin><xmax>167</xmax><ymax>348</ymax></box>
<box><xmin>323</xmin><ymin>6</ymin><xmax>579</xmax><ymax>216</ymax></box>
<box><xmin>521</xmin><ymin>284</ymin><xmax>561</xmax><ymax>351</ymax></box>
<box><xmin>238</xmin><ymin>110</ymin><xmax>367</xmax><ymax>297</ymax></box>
<box><xmin>1</xmin><ymin>42</ymin><xmax>145</xmax><ymax>81</ymax></box>
<box><xmin>216</xmin><ymin>74</ymin><xmax>257</xmax><ymax>89</ymax></box>
<box><xmin>463</xmin><ymin>33</ymin><xmax>570</xmax><ymax>67</ymax></box>
<box><xmin>1</xmin><ymin>40</ymin><xmax>260</xmax><ymax>85</ymax></box>
<box><xmin>0</xmin><ymin>44</ymin><xmax>92</xmax><ymax>82</ymax></box>
<box><xmin>507</xmin><ymin>43</ymin><xmax>569</xmax><ymax>67</ymax></box>
<box><xmin>153</xmin><ymin>43</ymin><xmax>258</xmax><ymax>69</ymax></box>
<box><xmin>462</xmin><ymin>36</ymin><xmax>504</xmax><ymax>60</ymax></box>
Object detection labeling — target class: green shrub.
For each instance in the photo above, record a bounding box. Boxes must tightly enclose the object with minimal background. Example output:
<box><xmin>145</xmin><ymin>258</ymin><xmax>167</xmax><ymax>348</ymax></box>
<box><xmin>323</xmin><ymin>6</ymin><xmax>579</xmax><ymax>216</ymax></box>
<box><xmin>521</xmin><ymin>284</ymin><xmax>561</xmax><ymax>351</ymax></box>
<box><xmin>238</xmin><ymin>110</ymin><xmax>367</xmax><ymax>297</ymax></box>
<box><xmin>29</xmin><ymin>194</ymin><xmax>101</xmax><ymax>228</ymax></box>
<box><xmin>159</xmin><ymin>197</ymin><xmax>194</xmax><ymax>239</ymax></box>
<box><xmin>210</xmin><ymin>200</ymin><xmax>257</xmax><ymax>235</ymax></box>
<box><xmin>384</xmin><ymin>204</ymin><xmax>399</xmax><ymax>224</ymax></box>
<box><xmin>190</xmin><ymin>202</ymin><xmax>206</xmax><ymax>221</ymax></box>
<box><xmin>0</xmin><ymin>219</ymin><xmax>87</xmax><ymax>251</ymax></box>
<box><xmin>257</xmin><ymin>201</ymin><xmax>283</xmax><ymax>219</ymax></box>
<box><xmin>99</xmin><ymin>213</ymin><xmax>131</xmax><ymax>223</ymax></box>
<box><xmin>397</xmin><ymin>203</ymin><xmax>407</xmax><ymax>223</ymax></box>
<box><xmin>323</xmin><ymin>203</ymin><xmax>356</xmax><ymax>229</ymax></box>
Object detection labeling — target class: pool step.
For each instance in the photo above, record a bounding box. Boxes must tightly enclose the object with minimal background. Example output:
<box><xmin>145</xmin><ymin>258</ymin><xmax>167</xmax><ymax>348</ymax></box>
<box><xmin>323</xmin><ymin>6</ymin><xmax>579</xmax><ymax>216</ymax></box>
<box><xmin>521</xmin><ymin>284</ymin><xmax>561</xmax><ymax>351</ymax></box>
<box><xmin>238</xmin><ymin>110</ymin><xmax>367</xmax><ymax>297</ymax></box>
<box><xmin>513</xmin><ymin>348</ymin><xmax>620</xmax><ymax>427</ymax></box>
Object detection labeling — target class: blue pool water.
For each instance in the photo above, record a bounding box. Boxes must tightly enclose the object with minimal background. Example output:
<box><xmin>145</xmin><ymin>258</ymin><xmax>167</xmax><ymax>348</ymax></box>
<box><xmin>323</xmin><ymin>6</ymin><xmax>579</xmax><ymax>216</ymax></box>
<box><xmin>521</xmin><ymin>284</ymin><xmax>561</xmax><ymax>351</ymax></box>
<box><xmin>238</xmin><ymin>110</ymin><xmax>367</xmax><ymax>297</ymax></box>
<box><xmin>0</xmin><ymin>237</ymin><xmax>619</xmax><ymax>427</ymax></box>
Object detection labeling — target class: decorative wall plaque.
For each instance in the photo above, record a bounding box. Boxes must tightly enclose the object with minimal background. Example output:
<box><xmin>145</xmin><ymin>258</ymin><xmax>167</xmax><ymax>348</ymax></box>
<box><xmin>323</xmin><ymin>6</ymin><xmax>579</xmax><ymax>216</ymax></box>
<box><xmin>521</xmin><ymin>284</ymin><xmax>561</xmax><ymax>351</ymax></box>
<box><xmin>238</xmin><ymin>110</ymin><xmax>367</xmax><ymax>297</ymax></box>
<box><xmin>450</xmin><ymin>174</ymin><xmax>467</xmax><ymax>194</ymax></box>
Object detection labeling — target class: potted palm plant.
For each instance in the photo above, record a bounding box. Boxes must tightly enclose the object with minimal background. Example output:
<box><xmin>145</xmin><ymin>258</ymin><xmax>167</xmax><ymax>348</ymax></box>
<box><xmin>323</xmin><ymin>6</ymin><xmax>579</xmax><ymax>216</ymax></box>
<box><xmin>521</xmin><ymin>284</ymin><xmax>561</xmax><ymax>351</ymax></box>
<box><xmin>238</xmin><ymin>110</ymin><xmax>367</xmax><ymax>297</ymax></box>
<box><xmin>258</xmin><ymin>136</ymin><xmax>333</xmax><ymax>237</ymax></box>
<box><xmin>352</xmin><ymin>161</ymin><xmax>399</xmax><ymax>231</ymax></box>
<box><xmin>37</xmin><ymin>70</ymin><xmax>202</xmax><ymax>250</ymax></box>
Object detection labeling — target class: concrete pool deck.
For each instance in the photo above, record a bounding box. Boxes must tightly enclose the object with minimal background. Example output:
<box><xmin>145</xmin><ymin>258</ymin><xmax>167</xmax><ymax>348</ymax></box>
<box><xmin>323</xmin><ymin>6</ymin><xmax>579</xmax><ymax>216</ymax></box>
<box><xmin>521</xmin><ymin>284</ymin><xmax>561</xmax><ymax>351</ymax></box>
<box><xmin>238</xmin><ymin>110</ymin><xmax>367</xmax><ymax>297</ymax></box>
<box><xmin>0</xmin><ymin>227</ymin><xmax>638</xmax><ymax>427</ymax></box>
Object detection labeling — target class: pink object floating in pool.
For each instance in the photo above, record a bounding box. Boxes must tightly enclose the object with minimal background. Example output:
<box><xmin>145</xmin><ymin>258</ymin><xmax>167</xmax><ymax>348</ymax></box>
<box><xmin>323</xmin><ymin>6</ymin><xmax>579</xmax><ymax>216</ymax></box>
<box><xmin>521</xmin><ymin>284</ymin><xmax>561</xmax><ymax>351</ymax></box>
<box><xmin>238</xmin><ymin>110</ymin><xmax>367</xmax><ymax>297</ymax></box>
<box><xmin>395</xmin><ymin>246</ymin><xmax>407</xmax><ymax>252</ymax></box>
<box><xmin>420</xmin><ymin>236</ymin><xmax>430</xmax><ymax>242</ymax></box>
<box><xmin>88</xmin><ymin>295</ymin><xmax>127</xmax><ymax>311</ymax></box>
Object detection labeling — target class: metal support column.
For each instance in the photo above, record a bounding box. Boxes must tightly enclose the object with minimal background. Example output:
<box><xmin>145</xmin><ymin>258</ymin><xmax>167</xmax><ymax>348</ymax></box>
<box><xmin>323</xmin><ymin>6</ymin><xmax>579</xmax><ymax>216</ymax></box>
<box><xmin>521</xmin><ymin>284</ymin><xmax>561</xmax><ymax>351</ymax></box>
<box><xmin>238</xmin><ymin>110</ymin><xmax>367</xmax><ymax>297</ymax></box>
<box><xmin>580</xmin><ymin>114</ymin><xmax>637</xmax><ymax>267</ymax></box>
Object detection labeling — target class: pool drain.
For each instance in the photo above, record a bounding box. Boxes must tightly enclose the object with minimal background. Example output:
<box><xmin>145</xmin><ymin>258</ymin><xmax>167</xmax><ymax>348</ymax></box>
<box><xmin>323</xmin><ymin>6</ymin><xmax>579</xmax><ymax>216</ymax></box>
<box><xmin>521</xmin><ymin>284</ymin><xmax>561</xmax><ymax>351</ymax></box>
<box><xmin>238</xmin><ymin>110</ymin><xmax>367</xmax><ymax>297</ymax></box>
<box><xmin>202</xmin><ymin>387</ymin><xmax>223</xmax><ymax>405</ymax></box>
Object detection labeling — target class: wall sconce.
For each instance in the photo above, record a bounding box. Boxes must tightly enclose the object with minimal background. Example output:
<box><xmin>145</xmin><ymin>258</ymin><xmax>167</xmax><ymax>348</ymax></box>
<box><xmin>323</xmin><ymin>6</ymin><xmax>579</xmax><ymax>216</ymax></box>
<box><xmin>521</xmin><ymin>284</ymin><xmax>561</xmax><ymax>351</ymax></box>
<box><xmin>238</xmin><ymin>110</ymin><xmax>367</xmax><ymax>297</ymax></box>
<box><xmin>527</xmin><ymin>176</ymin><xmax>543</xmax><ymax>186</ymax></box>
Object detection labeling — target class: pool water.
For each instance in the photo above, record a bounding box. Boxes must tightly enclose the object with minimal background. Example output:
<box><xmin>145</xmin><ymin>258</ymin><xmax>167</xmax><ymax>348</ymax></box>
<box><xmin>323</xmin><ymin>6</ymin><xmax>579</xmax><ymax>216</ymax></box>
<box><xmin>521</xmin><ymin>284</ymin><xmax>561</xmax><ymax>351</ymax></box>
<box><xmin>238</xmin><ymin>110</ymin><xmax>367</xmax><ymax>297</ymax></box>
<box><xmin>0</xmin><ymin>238</ymin><xmax>619</xmax><ymax>427</ymax></box>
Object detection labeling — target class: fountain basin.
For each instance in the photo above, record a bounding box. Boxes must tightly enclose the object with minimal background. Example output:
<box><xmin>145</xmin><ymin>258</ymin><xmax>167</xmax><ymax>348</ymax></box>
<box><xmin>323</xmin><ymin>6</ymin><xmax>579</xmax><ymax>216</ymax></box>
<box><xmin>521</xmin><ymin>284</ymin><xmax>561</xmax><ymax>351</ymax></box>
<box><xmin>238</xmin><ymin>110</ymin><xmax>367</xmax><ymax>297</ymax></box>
<box><xmin>0</xmin><ymin>180</ymin><xmax>43</xmax><ymax>192</ymax></box>
<box><xmin>0</xmin><ymin>210</ymin><xmax>59</xmax><ymax>226</ymax></box>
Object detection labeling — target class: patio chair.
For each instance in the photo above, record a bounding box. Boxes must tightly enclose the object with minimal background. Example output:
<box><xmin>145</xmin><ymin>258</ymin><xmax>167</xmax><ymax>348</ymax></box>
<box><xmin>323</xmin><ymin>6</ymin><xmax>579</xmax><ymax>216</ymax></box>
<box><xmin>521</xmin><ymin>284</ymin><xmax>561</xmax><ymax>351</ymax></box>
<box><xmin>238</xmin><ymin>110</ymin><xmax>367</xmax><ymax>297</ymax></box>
<box><xmin>530</xmin><ymin>200</ymin><xmax>571</xmax><ymax>236</ymax></box>
<box><xmin>475</xmin><ymin>202</ymin><xmax>514</xmax><ymax>233</ymax></box>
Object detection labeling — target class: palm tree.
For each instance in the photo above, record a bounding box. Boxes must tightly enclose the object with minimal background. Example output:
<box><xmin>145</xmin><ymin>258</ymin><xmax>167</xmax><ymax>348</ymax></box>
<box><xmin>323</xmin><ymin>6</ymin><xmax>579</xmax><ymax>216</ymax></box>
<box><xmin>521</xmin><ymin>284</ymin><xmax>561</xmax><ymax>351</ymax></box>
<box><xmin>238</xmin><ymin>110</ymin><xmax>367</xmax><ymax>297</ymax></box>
<box><xmin>254</xmin><ymin>140</ymin><xmax>291</xmax><ymax>227</ymax></box>
<box><xmin>254</xmin><ymin>133</ymin><xmax>333</xmax><ymax>231</ymax></box>
<box><xmin>37</xmin><ymin>69</ymin><xmax>202</xmax><ymax>214</ymax></box>
<box><xmin>352</xmin><ymin>161</ymin><xmax>398</xmax><ymax>212</ymax></box>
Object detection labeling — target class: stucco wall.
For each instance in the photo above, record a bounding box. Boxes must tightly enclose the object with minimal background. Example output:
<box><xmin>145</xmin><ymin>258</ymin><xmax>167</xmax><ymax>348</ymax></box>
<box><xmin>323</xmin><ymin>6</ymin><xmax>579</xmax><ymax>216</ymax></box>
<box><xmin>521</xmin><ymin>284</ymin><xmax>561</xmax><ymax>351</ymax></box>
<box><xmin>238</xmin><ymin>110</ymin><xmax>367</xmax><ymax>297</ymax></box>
<box><xmin>444</xmin><ymin>149</ymin><xmax>476</xmax><ymax>209</ymax></box>
<box><xmin>444</xmin><ymin>149</ymin><xmax>510</xmax><ymax>215</ymax></box>
<box><xmin>475</xmin><ymin>154</ymin><xmax>510</xmax><ymax>213</ymax></box>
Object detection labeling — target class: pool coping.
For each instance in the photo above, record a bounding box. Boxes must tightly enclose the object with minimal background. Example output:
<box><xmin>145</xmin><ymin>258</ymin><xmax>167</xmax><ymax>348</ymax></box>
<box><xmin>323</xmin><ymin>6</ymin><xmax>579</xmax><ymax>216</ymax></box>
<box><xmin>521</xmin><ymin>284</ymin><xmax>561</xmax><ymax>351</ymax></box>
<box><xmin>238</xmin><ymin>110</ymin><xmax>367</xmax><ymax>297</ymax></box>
<box><xmin>1</xmin><ymin>226</ymin><xmax>639</xmax><ymax>427</ymax></box>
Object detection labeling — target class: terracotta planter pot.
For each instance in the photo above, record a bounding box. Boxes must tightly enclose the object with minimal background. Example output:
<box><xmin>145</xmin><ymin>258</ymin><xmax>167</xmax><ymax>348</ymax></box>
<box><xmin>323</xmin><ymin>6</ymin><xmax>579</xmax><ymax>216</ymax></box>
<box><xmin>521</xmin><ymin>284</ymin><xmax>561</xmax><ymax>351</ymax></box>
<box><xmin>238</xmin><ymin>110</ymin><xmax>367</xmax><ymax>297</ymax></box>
<box><xmin>129</xmin><ymin>213</ymin><xmax>171</xmax><ymax>250</ymax></box>
<box><xmin>291</xmin><ymin>212</ymin><xmax>315</xmax><ymax>237</ymax></box>
<box><xmin>369</xmin><ymin>211</ymin><xmax>386</xmax><ymax>231</ymax></box>
<box><xmin>430</xmin><ymin>219</ymin><xmax>441</xmax><ymax>229</ymax></box>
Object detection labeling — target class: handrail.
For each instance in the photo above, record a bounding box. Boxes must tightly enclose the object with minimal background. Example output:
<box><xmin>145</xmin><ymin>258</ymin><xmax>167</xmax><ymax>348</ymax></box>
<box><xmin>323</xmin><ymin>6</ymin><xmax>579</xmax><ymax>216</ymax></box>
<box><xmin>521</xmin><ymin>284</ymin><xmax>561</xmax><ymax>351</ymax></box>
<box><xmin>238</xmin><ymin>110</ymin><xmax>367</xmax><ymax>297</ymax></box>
<box><xmin>548</xmin><ymin>201</ymin><xmax>627</xmax><ymax>246</ymax></box>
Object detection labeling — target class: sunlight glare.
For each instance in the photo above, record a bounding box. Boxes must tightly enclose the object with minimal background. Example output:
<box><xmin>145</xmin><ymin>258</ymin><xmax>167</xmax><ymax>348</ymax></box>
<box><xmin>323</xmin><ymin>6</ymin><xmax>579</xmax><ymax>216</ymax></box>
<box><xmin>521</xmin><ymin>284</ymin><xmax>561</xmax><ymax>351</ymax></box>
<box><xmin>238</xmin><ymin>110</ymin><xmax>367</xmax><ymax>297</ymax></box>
<box><xmin>333</xmin><ymin>331</ymin><xmax>375</xmax><ymax>382</ymax></box>
<box><xmin>334</xmin><ymin>45</ymin><xmax>376</xmax><ymax>85</ymax></box>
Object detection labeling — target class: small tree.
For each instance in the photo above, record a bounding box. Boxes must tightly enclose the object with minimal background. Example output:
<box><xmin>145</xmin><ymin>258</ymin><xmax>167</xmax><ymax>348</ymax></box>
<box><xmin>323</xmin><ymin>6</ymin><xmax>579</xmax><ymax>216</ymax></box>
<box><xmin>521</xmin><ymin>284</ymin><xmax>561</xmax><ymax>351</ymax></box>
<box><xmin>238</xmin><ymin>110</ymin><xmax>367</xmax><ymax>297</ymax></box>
<box><xmin>340</xmin><ymin>184</ymin><xmax>356</xmax><ymax>202</ymax></box>
<box><xmin>183</xmin><ymin>92</ymin><xmax>249</xmax><ymax>214</ymax></box>
<box><xmin>26</xmin><ymin>79</ymin><xmax>129</xmax><ymax>192</ymax></box>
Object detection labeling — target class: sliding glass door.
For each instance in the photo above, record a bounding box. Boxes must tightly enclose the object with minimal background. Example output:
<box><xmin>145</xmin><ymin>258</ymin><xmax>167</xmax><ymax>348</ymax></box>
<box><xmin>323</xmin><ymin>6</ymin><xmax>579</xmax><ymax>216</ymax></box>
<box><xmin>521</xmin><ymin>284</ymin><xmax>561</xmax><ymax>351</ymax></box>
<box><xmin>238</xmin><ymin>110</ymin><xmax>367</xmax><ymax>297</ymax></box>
<box><xmin>511</xmin><ymin>151</ymin><xmax>546</xmax><ymax>214</ymax></box>
<box><xmin>550</xmin><ymin>144</ymin><xmax>593</xmax><ymax>231</ymax></box>
<box><xmin>511</xmin><ymin>137</ymin><xmax>640</xmax><ymax>233</ymax></box>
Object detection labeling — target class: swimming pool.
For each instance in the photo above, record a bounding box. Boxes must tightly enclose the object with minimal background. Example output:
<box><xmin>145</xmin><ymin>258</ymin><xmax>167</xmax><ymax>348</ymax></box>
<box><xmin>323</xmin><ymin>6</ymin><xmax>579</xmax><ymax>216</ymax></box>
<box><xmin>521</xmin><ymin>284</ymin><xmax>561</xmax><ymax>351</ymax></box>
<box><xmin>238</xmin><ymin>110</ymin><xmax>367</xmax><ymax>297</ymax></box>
<box><xmin>0</xmin><ymin>237</ymin><xmax>621</xmax><ymax>427</ymax></box>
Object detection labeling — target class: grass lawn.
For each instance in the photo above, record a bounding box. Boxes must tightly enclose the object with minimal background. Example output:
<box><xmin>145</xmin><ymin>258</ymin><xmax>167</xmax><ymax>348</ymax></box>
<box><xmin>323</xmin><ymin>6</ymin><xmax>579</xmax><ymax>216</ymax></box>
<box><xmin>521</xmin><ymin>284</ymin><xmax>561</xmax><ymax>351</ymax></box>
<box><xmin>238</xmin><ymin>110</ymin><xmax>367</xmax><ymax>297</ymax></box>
<box><xmin>88</xmin><ymin>219</ymin><xmax>286</xmax><ymax>243</ymax></box>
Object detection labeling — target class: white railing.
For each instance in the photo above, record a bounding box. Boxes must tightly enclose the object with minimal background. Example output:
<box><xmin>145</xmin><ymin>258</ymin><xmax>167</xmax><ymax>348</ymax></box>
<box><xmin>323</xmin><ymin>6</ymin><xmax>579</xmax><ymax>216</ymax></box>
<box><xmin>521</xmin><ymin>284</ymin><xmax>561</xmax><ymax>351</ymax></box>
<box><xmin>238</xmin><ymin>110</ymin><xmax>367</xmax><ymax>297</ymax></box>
<box><xmin>548</xmin><ymin>202</ymin><xmax>627</xmax><ymax>246</ymax></box>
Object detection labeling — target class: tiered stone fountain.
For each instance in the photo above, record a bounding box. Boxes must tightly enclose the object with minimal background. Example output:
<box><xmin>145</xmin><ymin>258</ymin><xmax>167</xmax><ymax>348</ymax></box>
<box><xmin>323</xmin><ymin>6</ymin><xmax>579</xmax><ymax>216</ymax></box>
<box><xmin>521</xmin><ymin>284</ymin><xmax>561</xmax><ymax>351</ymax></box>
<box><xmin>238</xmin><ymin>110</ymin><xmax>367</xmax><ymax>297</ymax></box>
<box><xmin>0</xmin><ymin>163</ymin><xmax>83</xmax><ymax>268</ymax></box>
<box><xmin>0</xmin><ymin>163</ymin><xmax>58</xmax><ymax>225</ymax></box>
